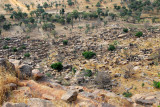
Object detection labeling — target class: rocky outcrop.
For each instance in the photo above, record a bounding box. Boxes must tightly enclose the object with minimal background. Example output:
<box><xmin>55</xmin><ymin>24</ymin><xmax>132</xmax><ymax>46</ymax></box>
<box><xmin>18</xmin><ymin>64</ymin><xmax>32</xmax><ymax>79</ymax></box>
<box><xmin>0</xmin><ymin>58</ymin><xmax>15</xmax><ymax>72</ymax></box>
<box><xmin>132</xmin><ymin>92</ymin><xmax>160</xmax><ymax>106</ymax></box>
<box><xmin>61</xmin><ymin>90</ymin><xmax>78</xmax><ymax>102</ymax></box>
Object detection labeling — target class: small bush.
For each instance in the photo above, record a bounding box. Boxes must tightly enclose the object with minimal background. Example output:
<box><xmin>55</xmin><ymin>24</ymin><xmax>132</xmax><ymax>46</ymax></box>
<box><xmin>82</xmin><ymin>51</ymin><xmax>96</xmax><ymax>59</ymax></box>
<box><xmin>94</xmin><ymin>71</ymin><xmax>111</xmax><ymax>89</ymax></box>
<box><xmin>5</xmin><ymin>38</ymin><xmax>10</xmax><ymax>41</ymax></box>
<box><xmin>135</xmin><ymin>32</ymin><xmax>143</xmax><ymax>37</ymax></box>
<box><xmin>72</xmin><ymin>67</ymin><xmax>76</xmax><ymax>74</ymax></box>
<box><xmin>123</xmin><ymin>28</ymin><xmax>128</xmax><ymax>33</ymax></box>
<box><xmin>12</xmin><ymin>47</ymin><xmax>17</xmax><ymax>52</ymax></box>
<box><xmin>46</xmin><ymin>72</ymin><xmax>52</xmax><ymax>77</ymax></box>
<box><xmin>24</xmin><ymin>53</ymin><xmax>30</xmax><ymax>57</ymax></box>
<box><xmin>84</xmin><ymin>69</ymin><xmax>92</xmax><ymax>77</ymax></box>
<box><xmin>123</xmin><ymin>92</ymin><xmax>132</xmax><ymax>97</ymax></box>
<box><xmin>108</xmin><ymin>44</ymin><xmax>116</xmax><ymax>51</ymax></box>
<box><xmin>19</xmin><ymin>45</ymin><xmax>26</xmax><ymax>50</ymax></box>
<box><xmin>51</xmin><ymin>62</ymin><xmax>63</xmax><ymax>71</ymax></box>
<box><xmin>153</xmin><ymin>81</ymin><xmax>160</xmax><ymax>88</ymax></box>
<box><xmin>3</xmin><ymin>45</ymin><xmax>9</xmax><ymax>49</ymax></box>
<box><xmin>63</xmin><ymin>40</ymin><xmax>68</xmax><ymax>45</ymax></box>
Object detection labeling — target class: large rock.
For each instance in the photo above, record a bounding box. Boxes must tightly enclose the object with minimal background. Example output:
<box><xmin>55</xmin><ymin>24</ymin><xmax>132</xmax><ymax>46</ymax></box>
<box><xmin>9</xmin><ymin>59</ymin><xmax>21</xmax><ymax>67</ymax></box>
<box><xmin>18</xmin><ymin>64</ymin><xmax>32</xmax><ymax>79</ymax></box>
<box><xmin>32</xmin><ymin>69</ymin><xmax>43</xmax><ymax>80</ymax></box>
<box><xmin>2</xmin><ymin>102</ymin><xmax>28</xmax><ymax>107</ymax></box>
<box><xmin>61</xmin><ymin>90</ymin><xmax>78</xmax><ymax>102</ymax></box>
<box><xmin>132</xmin><ymin>92</ymin><xmax>160</xmax><ymax>106</ymax></box>
<box><xmin>0</xmin><ymin>58</ymin><xmax>15</xmax><ymax>72</ymax></box>
<box><xmin>28</xmin><ymin>98</ymin><xmax>55</xmax><ymax>107</ymax></box>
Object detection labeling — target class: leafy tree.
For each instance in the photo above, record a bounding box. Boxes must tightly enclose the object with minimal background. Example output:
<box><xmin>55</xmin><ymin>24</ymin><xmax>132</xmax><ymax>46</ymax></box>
<box><xmin>60</xmin><ymin>8</ymin><xmax>65</xmax><ymax>15</ymax></box>
<box><xmin>72</xmin><ymin>10</ymin><xmax>79</xmax><ymax>20</ymax></box>
<box><xmin>97</xmin><ymin>8</ymin><xmax>102</xmax><ymax>17</ymax></box>
<box><xmin>4</xmin><ymin>4</ymin><xmax>13</xmax><ymax>12</ymax></box>
<box><xmin>58</xmin><ymin>18</ymin><xmax>65</xmax><ymax>25</ymax></box>
<box><xmin>0</xmin><ymin>15</ymin><xmax>6</xmax><ymax>23</ymax></box>
<box><xmin>25</xmin><ymin>4</ymin><xmax>30</xmax><ymax>10</ymax></box>
<box><xmin>3</xmin><ymin>23</ymin><xmax>11</xmax><ymax>30</ymax></box>
<box><xmin>43</xmin><ymin>2</ymin><xmax>49</xmax><ymax>9</ymax></box>
<box><xmin>42</xmin><ymin>23</ymin><xmax>55</xmax><ymax>31</ymax></box>
<box><xmin>67</xmin><ymin>0</ymin><xmax>74</xmax><ymax>6</ymax></box>
<box><xmin>96</xmin><ymin>2</ymin><xmax>101</xmax><ymax>7</ymax></box>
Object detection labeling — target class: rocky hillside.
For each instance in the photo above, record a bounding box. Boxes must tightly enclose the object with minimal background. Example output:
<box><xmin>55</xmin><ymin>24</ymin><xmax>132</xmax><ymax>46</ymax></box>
<box><xmin>1</xmin><ymin>58</ymin><xmax>160</xmax><ymax>107</ymax></box>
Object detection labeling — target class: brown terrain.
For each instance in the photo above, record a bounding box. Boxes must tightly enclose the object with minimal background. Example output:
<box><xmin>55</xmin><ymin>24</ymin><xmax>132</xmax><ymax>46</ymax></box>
<box><xmin>0</xmin><ymin>0</ymin><xmax>160</xmax><ymax>107</ymax></box>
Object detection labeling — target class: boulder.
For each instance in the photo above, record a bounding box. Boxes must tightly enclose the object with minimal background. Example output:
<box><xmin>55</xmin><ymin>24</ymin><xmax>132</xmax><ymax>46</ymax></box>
<box><xmin>61</xmin><ymin>90</ymin><xmax>78</xmax><ymax>102</ymax></box>
<box><xmin>118</xmin><ymin>34</ymin><xmax>127</xmax><ymax>38</ymax></box>
<box><xmin>2</xmin><ymin>102</ymin><xmax>28</xmax><ymax>107</ymax></box>
<box><xmin>28</xmin><ymin>98</ymin><xmax>55</xmax><ymax>107</ymax></box>
<box><xmin>18</xmin><ymin>64</ymin><xmax>32</xmax><ymax>79</ymax></box>
<box><xmin>6</xmin><ymin>83</ymin><xmax>17</xmax><ymax>90</ymax></box>
<box><xmin>0</xmin><ymin>58</ymin><xmax>15</xmax><ymax>72</ymax></box>
<box><xmin>32</xmin><ymin>69</ymin><xmax>43</xmax><ymax>80</ymax></box>
<box><xmin>9</xmin><ymin>59</ymin><xmax>21</xmax><ymax>67</ymax></box>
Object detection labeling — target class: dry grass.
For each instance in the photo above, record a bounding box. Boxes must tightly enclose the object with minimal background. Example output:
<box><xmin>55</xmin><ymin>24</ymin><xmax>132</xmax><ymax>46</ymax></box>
<box><xmin>0</xmin><ymin>67</ymin><xmax>18</xmax><ymax>105</ymax></box>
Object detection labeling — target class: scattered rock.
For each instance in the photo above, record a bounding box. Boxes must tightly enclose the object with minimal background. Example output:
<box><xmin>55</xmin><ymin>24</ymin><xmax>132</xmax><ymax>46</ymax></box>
<box><xmin>61</xmin><ymin>90</ymin><xmax>78</xmax><ymax>102</ymax></box>
<box><xmin>2</xmin><ymin>102</ymin><xmax>28</xmax><ymax>107</ymax></box>
<box><xmin>114</xmin><ymin>73</ymin><xmax>121</xmax><ymax>78</ymax></box>
<box><xmin>28</xmin><ymin>98</ymin><xmax>55</xmax><ymax>107</ymax></box>
<box><xmin>42</xmin><ymin>94</ymin><xmax>55</xmax><ymax>100</ymax></box>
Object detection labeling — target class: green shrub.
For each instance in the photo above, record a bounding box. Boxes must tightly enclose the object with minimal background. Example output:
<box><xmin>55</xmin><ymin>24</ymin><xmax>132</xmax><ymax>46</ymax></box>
<box><xmin>123</xmin><ymin>28</ymin><xmax>128</xmax><ymax>33</ymax></box>
<box><xmin>51</xmin><ymin>62</ymin><xmax>63</xmax><ymax>71</ymax></box>
<box><xmin>84</xmin><ymin>69</ymin><xmax>92</xmax><ymax>77</ymax></box>
<box><xmin>12</xmin><ymin>47</ymin><xmax>17</xmax><ymax>52</ymax></box>
<box><xmin>135</xmin><ymin>32</ymin><xmax>143</xmax><ymax>37</ymax></box>
<box><xmin>19</xmin><ymin>45</ymin><xmax>26</xmax><ymax>50</ymax></box>
<box><xmin>123</xmin><ymin>92</ymin><xmax>132</xmax><ymax>97</ymax></box>
<box><xmin>63</xmin><ymin>40</ymin><xmax>68</xmax><ymax>45</ymax></box>
<box><xmin>24</xmin><ymin>53</ymin><xmax>30</xmax><ymax>57</ymax></box>
<box><xmin>5</xmin><ymin>38</ymin><xmax>10</xmax><ymax>41</ymax></box>
<box><xmin>108</xmin><ymin>44</ymin><xmax>116</xmax><ymax>51</ymax></box>
<box><xmin>46</xmin><ymin>72</ymin><xmax>52</xmax><ymax>77</ymax></box>
<box><xmin>82</xmin><ymin>51</ymin><xmax>96</xmax><ymax>59</ymax></box>
<box><xmin>72</xmin><ymin>67</ymin><xmax>76</xmax><ymax>74</ymax></box>
<box><xmin>153</xmin><ymin>81</ymin><xmax>160</xmax><ymax>88</ymax></box>
<box><xmin>3</xmin><ymin>45</ymin><xmax>9</xmax><ymax>49</ymax></box>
